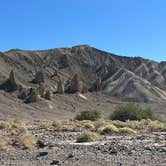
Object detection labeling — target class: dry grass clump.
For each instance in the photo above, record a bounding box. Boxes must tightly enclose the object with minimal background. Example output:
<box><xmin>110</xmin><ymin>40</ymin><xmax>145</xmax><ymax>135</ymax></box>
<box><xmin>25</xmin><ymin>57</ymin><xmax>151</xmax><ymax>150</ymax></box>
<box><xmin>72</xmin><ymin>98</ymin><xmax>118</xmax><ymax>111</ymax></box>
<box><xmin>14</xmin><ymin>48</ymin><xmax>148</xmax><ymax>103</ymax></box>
<box><xmin>147</xmin><ymin>120</ymin><xmax>165</xmax><ymax>131</ymax></box>
<box><xmin>13</xmin><ymin>128</ymin><xmax>37</xmax><ymax>149</ymax></box>
<box><xmin>83</xmin><ymin>123</ymin><xmax>95</xmax><ymax>129</ymax></box>
<box><xmin>0</xmin><ymin>119</ymin><xmax>23</xmax><ymax>129</ymax></box>
<box><xmin>80</xmin><ymin>120</ymin><xmax>95</xmax><ymax>130</ymax></box>
<box><xmin>0</xmin><ymin>121</ymin><xmax>10</xmax><ymax>129</ymax></box>
<box><xmin>76</xmin><ymin>132</ymin><xmax>99</xmax><ymax>143</ymax></box>
<box><xmin>119</xmin><ymin>127</ymin><xmax>137</xmax><ymax>134</ymax></box>
<box><xmin>52</xmin><ymin>120</ymin><xmax>61</xmax><ymax>129</ymax></box>
<box><xmin>0</xmin><ymin>137</ymin><xmax>15</xmax><ymax>151</ymax></box>
<box><xmin>98</xmin><ymin>124</ymin><xmax>119</xmax><ymax>134</ymax></box>
<box><xmin>94</xmin><ymin>119</ymin><xmax>108</xmax><ymax>129</ymax></box>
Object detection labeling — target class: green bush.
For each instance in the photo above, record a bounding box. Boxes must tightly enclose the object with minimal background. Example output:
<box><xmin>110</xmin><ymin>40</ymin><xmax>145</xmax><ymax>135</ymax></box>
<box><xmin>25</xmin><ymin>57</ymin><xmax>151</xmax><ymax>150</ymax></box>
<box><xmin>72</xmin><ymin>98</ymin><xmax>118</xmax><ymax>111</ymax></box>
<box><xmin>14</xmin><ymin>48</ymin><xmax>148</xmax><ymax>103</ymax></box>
<box><xmin>76</xmin><ymin>132</ymin><xmax>99</xmax><ymax>143</ymax></box>
<box><xmin>110</xmin><ymin>103</ymin><xmax>161</xmax><ymax>122</ymax></box>
<box><xmin>75</xmin><ymin>110</ymin><xmax>101</xmax><ymax>121</ymax></box>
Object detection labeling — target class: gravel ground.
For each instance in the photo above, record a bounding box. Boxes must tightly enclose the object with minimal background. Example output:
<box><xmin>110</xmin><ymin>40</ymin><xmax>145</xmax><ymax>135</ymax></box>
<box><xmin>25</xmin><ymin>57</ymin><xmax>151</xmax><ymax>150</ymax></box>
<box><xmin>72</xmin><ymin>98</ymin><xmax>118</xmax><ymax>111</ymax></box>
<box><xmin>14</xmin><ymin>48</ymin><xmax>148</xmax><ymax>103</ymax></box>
<box><xmin>1</xmin><ymin>132</ymin><xmax>166</xmax><ymax>166</ymax></box>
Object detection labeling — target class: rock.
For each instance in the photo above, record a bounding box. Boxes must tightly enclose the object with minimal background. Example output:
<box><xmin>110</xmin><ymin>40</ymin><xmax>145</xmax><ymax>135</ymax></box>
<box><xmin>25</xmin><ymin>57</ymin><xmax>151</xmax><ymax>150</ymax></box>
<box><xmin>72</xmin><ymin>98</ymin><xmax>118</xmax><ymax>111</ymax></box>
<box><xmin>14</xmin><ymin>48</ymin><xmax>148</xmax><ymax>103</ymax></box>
<box><xmin>37</xmin><ymin>151</ymin><xmax>48</xmax><ymax>157</ymax></box>
<box><xmin>93</xmin><ymin>77</ymin><xmax>102</xmax><ymax>91</ymax></box>
<box><xmin>67</xmin><ymin>153</ymin><xmax>74</xmax><ymax>158</ymax></box>
<box><xmin>57</xmin><ymin>77</ymin><xmax>64</xmax><ymax>94</ymax></box>
<box><xmin>0</xmin><ymin>70</ymin><xmax>18</xmax><ymax>92</ymax></box>
<box><xmin>24</xmin><ymin>88</ymin><xmax>39</xmax><ymax>103</ymax></box>
<box><xmin>67</xmin><ymin>74</ymin><xmax>82</xmax><ymax>93</ymax></box>
<box><xmin>50</xmin><ymin>160</ymin><xmax>60</xmax><ymax>165</ymax></box>
<box><xmin>37</xmin><ymin>83</ymin><xmax>45</xmax><ymax>98</ymax></box>
<box><xmin>44</xmin><ymin>90</ymin><xmax>51</xmax><ymax>100</ymax></box>
<box><xmin>17</xmin><ymin>86</ymin><xmax>28</xmax><ymax>100</ymax></box>
<box><xmin>32</xmin><ymin>71</ymin><xmax>44</xmax><ymax>84</ymax></box>
<box><xmin>37</xmin><ymin>140</ymin><xmax>47</xmax><ymax>148</ymax></box>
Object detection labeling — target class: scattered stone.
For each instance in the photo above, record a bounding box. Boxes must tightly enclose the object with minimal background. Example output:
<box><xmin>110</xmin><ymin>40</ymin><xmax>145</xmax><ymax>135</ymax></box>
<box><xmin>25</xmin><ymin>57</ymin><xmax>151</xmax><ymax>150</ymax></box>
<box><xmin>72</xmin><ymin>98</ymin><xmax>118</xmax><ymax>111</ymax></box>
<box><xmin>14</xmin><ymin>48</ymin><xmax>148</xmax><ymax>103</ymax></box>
<box><xmin>67</xmin><ymin>153</ymin><xmax>74</xmax><ymax>158</ymax></box>
<box><xmin>37</xmin><ymin>140</ymin><xmax>47</xmax><ymax>148</ymax></box>
<box><xmin>50</xmin><ymin>160</ymin><xmax>60</xmax><ymax>165</ymax></box>
<box><xmin>37</xmin><ymin>151</ymin><xmax>48</xmax><ymax>157</ymax></box>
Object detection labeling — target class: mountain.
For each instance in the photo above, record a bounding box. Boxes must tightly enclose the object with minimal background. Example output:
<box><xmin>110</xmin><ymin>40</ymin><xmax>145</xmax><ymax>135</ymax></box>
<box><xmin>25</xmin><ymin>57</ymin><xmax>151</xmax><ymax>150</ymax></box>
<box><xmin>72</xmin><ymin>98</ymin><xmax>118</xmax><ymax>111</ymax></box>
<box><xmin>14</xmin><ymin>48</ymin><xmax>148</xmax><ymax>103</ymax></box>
<box><xmin>0</xmin><ymin>45</ymin><xmax>166</xmax><ymax>120</ymax></box>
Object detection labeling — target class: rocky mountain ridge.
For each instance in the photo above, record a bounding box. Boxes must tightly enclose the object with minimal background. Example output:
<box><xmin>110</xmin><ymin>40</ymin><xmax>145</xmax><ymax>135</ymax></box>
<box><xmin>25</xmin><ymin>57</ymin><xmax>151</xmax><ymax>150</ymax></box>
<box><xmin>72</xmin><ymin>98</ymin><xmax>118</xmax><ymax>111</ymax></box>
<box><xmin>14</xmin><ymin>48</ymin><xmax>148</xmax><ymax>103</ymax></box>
<box><xmin>0</xmin><ymin>45</ymin><xmax>165</xmax><ymax>103</ymax></box>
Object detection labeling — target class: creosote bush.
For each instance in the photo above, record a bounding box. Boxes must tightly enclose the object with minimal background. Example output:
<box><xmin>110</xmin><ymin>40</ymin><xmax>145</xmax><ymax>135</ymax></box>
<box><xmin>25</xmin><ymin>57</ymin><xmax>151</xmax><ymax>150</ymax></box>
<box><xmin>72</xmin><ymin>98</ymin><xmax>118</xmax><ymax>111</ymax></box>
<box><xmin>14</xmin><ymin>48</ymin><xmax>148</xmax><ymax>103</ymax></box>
<box><xmin>110</xmin><ymin>103</ymin><xmax>162</xmax><ymax>122</ymax></box>
<box><xmin>75</xmin><ymin>110</ymin><xmax>101</xmax><ymax>121</ymax></box>
<box><xmin>76</xmin><ymin>132</ymin><xmax>99</xmax><ymax>143</ymax></box>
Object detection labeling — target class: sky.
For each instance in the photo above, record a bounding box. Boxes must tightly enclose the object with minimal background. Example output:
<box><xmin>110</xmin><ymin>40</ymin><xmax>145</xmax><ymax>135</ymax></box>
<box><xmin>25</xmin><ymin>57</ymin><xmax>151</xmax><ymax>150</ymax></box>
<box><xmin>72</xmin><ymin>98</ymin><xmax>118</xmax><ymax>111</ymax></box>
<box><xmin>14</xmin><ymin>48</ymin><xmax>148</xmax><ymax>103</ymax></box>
<box><xmin>0</xmin><ymin>0</ymin><xmax>165</xmax><ymax>62</ymax></box>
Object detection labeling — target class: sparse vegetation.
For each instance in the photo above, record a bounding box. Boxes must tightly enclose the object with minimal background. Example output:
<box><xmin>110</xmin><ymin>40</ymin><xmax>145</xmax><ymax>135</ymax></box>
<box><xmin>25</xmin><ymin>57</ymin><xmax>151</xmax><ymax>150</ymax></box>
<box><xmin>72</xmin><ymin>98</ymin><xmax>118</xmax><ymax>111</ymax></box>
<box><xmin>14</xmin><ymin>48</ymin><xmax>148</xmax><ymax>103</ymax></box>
<box><xmin>110</xmin><ymin>103</ymin><xmax>163</xmax><ymax>122</ymax></box>
<box><xmin>83</xmin><ymin>122</ymin><xmax>95</xmax><ymax>129</ymax></box>
<box><xmin>94</xmin><ymin>119</ymin><xmax>107</xmax><ymax>129</ymax></box>
<box><xmin>0</xmin><ymin>120</ymin><xmax>22</xmax><ymax>129</ymax></box>
<box><xmin>75</xmin><ymin>110</ymin><xmax>101</xmax><ymax>121</ymax></box>
<box><xmin>98</xmin><ymin>124</ymin><xmax>119</xmax><ymax>134</ymax></box>
<box><xmin>76</xmin><ymin>132</ymin><xmax>99</xmax><ymax>143</ymax></box>
<box><xmin>119</xmin><ymin>127</ymin><xmax>137</xmax><ymax>134</ymax></box>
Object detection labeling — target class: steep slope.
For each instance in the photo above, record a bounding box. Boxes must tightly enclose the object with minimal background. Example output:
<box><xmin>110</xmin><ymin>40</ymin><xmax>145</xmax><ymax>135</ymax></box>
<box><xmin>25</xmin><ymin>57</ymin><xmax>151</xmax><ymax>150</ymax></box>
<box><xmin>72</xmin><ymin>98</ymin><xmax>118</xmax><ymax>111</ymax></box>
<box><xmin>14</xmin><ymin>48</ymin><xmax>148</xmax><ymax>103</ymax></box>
<box><xmin>103</xmin><ymin>68</ymin><xmax>166</xmax><ymax>102</ymax></box>
<box><xmin>0</xmin><ymin>45</ymin><xmax>165</xmax><ymax>103</ymax></box>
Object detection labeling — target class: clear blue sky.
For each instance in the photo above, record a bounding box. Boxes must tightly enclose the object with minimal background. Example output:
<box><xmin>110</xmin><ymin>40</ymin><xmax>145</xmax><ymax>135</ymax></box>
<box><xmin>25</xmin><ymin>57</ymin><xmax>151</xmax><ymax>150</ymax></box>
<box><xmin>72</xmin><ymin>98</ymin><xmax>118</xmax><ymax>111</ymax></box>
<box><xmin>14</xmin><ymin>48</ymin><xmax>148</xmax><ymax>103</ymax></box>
<box><xmin>0</xmin><ymin>0</ymin><xmax>165</xmax><ymax>62</ymax></box>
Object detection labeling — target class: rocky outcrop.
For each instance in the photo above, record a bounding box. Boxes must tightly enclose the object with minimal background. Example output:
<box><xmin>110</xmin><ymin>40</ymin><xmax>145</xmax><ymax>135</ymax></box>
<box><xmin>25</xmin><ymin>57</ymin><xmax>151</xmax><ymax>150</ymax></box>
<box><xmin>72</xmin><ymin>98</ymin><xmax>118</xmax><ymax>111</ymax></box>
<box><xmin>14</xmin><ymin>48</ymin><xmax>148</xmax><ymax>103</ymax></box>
<box><xmin>37</xmin><ymin>83</ymin><xmax>45</xmax><ymax>98</ymax></box>
<box><xmin>67</xmin><ymin>74</ymin><xmax>82</xmax><ymax>93</ymax></box>
<box><xmin>57</xmin><ymin>77</ymin><xmax>64</xmax><ymax>94</ymax></box>
<box><xmin>0</xmin><ymin>45</ymin><xmax>165</xmax><ymax>102</ymax></box>
<box><xmin>44</xmin><ymin>90</ymin><xmax>51</xmax><ymax>100</ymax></box>
<box><xmin>0</xmin><ymin>70</ymin><xmax>18</xmax><ymax>92</ymax></box>
<box><xmin>24</xmin><ymin>88</ymin><xmax>39</xmax><ymax>103</ymax></box>
<box><xmin>103</xmin><ymin>68</ymin><xmax>166</xmax><ymax>102</ymax></box>
<box><xmin>32</xmin><ymin>71</ymin><xmax>44</xmax><ymax>84</ymax></box>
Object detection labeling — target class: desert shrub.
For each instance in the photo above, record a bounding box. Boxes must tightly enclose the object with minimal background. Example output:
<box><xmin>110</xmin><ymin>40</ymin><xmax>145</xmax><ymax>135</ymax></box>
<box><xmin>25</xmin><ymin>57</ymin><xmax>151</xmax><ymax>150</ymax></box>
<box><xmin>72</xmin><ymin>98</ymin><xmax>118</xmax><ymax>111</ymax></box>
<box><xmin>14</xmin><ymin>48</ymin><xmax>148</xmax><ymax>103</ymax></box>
<box><xmin>94</xmin><ymin>119</ymin><xmax>107</xmax><ymax>129</ymax></box>
<box><xmin>83</xmin><ymin>123</ymin><xmax>95</xmax><ymax>129</ymax></box>
<box><xmin>119</xmin><ymin>127</ymin><xmax>137</xmax><ymax>134</ymax></box>
<box><xmin>76</xmin><ymin>132</ymin><xmax>99</xmax><ymax>143</ymax></box>
<box><xmin>75</xmin><ymin>110</ymin><xmax>101</xmax><ymax>121</ymax></box>
<box><xmin>147</xmin><ymin>120</ymin><xmax>165</xmax><ymax>131</ymax></box>
<box><xmin>0</xmin><ymin>120</ymin><xmax>22</xmax><ymax>129</ymax></box>
<box><xmin>110</xmin><ymin>103</ymin><xmax>162</xmax><ymax>122</ymax></box>
<box><xmin>0</xmin><ymin>121</ymin><xmax>10</xmax><ymax>129</ymax></box>
<box><xmin>10</xmin><ymin>119</ymin><xmax>22</xmax><ymax>128</ymax></box>
<box><xmin>52</xmin><ymin>120</ymin><xmax>61</xmax><ymax>128</ymax></box>
<box><xmin>98</xmin><ymin>124</ymin><xmax>119</xmax><ymax>134</ymax></box>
